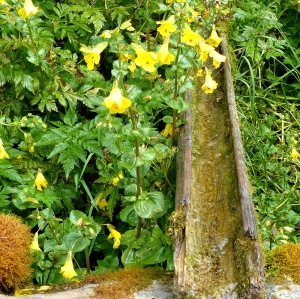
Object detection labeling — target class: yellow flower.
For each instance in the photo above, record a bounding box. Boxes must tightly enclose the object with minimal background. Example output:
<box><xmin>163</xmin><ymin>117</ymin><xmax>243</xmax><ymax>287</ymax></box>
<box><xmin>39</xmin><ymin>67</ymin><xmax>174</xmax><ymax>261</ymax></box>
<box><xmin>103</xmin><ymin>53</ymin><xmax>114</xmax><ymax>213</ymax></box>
<box><xmin>120</xmin><ymin>53</ymin><xmax>133</xmax><ymax>61</ymax></box>
<box><xmin>196</xmin><ymin>69</ymin><xmax>204</xmax><ymax>77</ymax></box>
<box><xmin>157</xmin><ymin>36</ymin><xmax>175</xmax><ymax>65</ymax></box>
<box><xmin>102</xmin><ymin>81</ymin><xmax>131</xmax><ymax>114</ymax></box>
<box><xmin>132</xmin><ymin>43</ymin><xmax>157</xmax><ymax>73</ymax></box>
<box><xmin>202</xmin><ymin>68</ymin><xmax>218</xmax><ymax>94</ymax></box>
<box><xmin>80</xmin><ymin>42</ymin><xmax>108</xmax><ymax>70</ymax></box>
<box><xmin>157</xmin><ymin>15</ymin><xmax>177</xmax><ymax>37</ymax></box>
<box><xmin>209</xmin><ymin>49</ymin><xmax>226</xmax><ymax>68</ymax></box>
<box><xmin>292</xmin><ymin>137</ymin><xmax>298</xmax><ymax>145</ymax></box>
<box><xmin>0</xmin><ymin>0</ymin><xmax>9</xmax><ymax>13</ymax></box>
<box><xmin>181</xmin><ymin>24</ymin><xmax>203</xmax><ymax>46</ymax></box>
<box><xmin>112</xmin><ymin>172</ymin><xmax>124</xmax><ymax>186</ymax></box>
<box><xmin>176</xmin><ymin>0</ymin><xmax>186</xmax><ymax>2</ymax></box>
<box><xmin>206</xmin><ymin>25</ymin><xmax>223</xmax><ymax>48</ymax></box>
<box><xmin>107</xmin><ymin>224</ymin><xmax>121</xmax><ymax>249</ymax></box>
<box><xmin>187</xmin><ymin>9</ymin><xmax>198</xmax><ymax>23</ymax></box>
<box><xmin>0</xmin><ymin>139</ymin><xmax>9</xmax><ymax>159</ymax></box>
<box><xmin>29</xmin><ymin>232</ymin><xmax>41</xmax><ymax>251</ymax></box>
<box><xmin>29</xmin><ymin>145</ymin><xmax>35</xmax><ymax>153</ymax></box>
<box><xmin>290</xmin><ymin>147</ymin><xmax>300</xmax><ymax>159</ymax></box>
<box><xmin>161</xmin><ymin>123</ymin><xmax>173</xmax><ymax>138</ymax></box>
<box><xmin>95</xmin><ymin>193</ymin><xmax>108</xmax><ymax>210</ymax></box>
<box><xmin>128</xmin><ymin>61</ymin><xmax>136</xmax><ymax>73</ymax></box>
<box><xmin>18</xmin><ymin>0</ymin><xmax>38</xmax><ymax>19</ymax></box>
<box><xmin>60</xmin><ymin>251</ymin><xmax>77</xmax><ymax>280</ymax></box>
<box><xmin>100</xmin><ymin>30</ymin><xmax>112</xmax><ymax>38</ymax></box>
<box><xmin>34</xmin><ymin>169</ymin><xmax>48</xmax><ymax>191</ymax></box>
<box><xmin>198</xmin><ymin>42</ymin><xmax>214</xmax><ymax>63</ymax></box>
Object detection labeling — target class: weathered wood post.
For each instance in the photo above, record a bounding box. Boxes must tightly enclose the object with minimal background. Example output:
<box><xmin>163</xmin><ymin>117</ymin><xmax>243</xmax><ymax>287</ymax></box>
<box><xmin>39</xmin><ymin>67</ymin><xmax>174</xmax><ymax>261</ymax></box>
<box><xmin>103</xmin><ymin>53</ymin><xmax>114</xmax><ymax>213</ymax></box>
<box><xmin>173</xmin><ymin>36</ymin><xmax>265</xmax><ymax>299</ymax></box>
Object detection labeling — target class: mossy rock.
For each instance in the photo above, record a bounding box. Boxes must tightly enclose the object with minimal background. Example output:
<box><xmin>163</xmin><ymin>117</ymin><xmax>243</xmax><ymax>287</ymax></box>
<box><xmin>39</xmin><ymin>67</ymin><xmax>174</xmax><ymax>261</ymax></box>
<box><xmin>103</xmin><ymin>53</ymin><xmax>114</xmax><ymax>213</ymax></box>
<box><xmin>0</xmin><ymin>213</ymin><xmax>32</xmax><ymax>294</ymax></box>
<box><xmin>265</xmin><ymin>243</ymin><xmax>300</xmax><ymax>284</ymax></box>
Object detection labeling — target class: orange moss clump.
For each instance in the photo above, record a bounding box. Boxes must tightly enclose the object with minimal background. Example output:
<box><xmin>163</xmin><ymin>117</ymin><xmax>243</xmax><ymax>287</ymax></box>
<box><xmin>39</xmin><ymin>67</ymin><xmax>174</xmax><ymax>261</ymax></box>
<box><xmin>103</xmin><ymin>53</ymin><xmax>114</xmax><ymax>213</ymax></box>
<box><xmin>265</xmin><ymin>243</ymin><xmax>300</xmax><ymax>283</ymax></box>
<box><xmin>82</xmin><ymin>267</ymin><xmax>172</xmax><ymax>299</ymax></box>
<box><xmin>0</xmin><ymin>213</ymin><xmax>32</xmax><ymax>293</ymax></box>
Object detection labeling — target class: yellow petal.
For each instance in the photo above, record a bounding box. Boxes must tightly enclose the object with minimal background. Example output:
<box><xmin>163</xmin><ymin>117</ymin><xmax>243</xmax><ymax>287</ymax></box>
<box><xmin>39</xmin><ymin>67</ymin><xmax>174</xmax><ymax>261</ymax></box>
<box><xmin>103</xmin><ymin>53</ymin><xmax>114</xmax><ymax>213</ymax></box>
<box><xmin>107</xmin><ymin>224</ymin><xmax>121</xmax><ymax>249</ymax></box>
<box><xmin>34</xmin><ymin>169</ymin><xmax>48</xmax><ymax>191</ymax></box>
<box><xmin>29</xmin><ymin>232</ymin><xmax>42</xmax><ymax>251</ymax></box>
<box><xmin>102</xmin><ymin>83</ymin><xmax>131</xmax><ymax>114</ymax></box>
<box><xmin>60</xmin><ymin>251</ymin><xmax>77</xmax><ymax>279</ymax></box>
<box><xmin>206</xmin><ymin>25</ymin><xmax>223</xmax><ymax>47</ymax></box>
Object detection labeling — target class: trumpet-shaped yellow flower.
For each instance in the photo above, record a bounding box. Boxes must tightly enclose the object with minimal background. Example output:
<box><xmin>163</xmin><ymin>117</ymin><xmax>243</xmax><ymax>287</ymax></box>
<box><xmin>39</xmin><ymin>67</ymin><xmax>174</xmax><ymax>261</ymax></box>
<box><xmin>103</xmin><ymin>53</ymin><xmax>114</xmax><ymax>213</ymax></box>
<box><xmin>181</xmin><ymin>24</ymin><xmax>203</xmax><ymax>46</ymax></box>
<box><xmin>0</xmin><ymin>139</ymin><xmax>9</xmax><ymax>159</ymax></box>
<box><xmin>95</xmin><ymin>193</ymin><xmax>108</xmax><ymax>210</ymax></box>
<box><xmin>198</xmin><ymin>42</ymin><xmax>214</xmax><ymax>63</ymax></box>
<box><xmin>132</xmin><ymin>43</ymin><xmax>157</xmax><ymax>73</ymax></box>
<box><xmin>157</xmin><ymin>15</ymin><xmax>177</xmax><ymax>37</ymax></box>
<box><xmin>290</xmin><ymin>147</ymin><xmax>300</xmax><ymax>159</ymax></box>
<box><xmin>18</xmin><ymin>0</ymin><xmax>38</xmax><ymax>19</ymax></box>
<box><xmin>60</xmin><ymin>251</ymin><xmax>77</xmax><ymax>279</ymax></box>
<box><xmin>102</xmin><ymin>81</ymin><xmax>131</xmax><ymax>114</ymax></box>
<box><xmin>34</xmin><ymin>169</ymin><xmax>48</xmax><ymax>191</ymax></box>
<box><xmin>107</xmin><ymin>224</ymin><xmax>121</xmax><ymax>249</ymax></box>
<box><xmin>206</xmin><ymin>25</ymin><xmax>223</xmax><ymax>48</ymax></box>
<box><xmin>202</xmin><ymin>68</ymin><xmax>218</xmax><ymax>94</ymax></box>
<box><xmin>209</xmin><ymin>49</ymin><xmax>226</xmax><ymax>68</ymax></box>
<box><xmin>161</xmin><ymin>123</ymin><xmax>173</xmax><ymax>138</ymax></box>
<box><xmin>29</xmin><ymin>232</ymin><xmax>41</xmax><ymax>251</ymax></box>
<box><xmin>157</xmin><ymin>36</ymin><xmax>175</xmax><ymax>65</ymax></box>
<box><xmin>112</xmin><ymin>172</ymin><xmax>124</xmax><ymax>186</ymax></box>
<box><xmin>80</xmin><ymin>42</ymin><xmax>108</xmax><ymax>70</ymax></box>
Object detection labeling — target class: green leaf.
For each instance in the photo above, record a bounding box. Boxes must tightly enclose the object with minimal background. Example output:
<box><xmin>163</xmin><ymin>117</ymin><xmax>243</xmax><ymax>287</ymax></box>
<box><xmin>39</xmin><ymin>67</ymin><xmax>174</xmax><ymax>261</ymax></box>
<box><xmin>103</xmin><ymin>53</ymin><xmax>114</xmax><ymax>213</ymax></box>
<box><xmin>120</xmin><ymin>230</ymin><xmax>137</xmax><ymax>246</ymax></box>
<box><xmin>63</xmin><ymin>109</ymin><xmax>78</xmax><ymax>126</ymax></box>
<box><xmin>65</xmin><ymin>231</ymin><xmax>90</xmax><ymax>252</ymax></box>
<box><xmin>167</xmin><ymin>97</ymin><xmax>190</xmax><ymax>113</ymax></box>
<box><xmin>69</xmin><ymin>210</ymin><xmax>87</xmax><ymax>225</ymax></box>
<box><xmin>152</xmin><ymin>225</ymin><xmax>162</xmax><ymax>238</ymax></box>
<box><xmin>120</xmin><ymin>205</ymin><xmax>138</xmax><ymax>226</ymax></box>
<box><xmin>0</xmin><ymin>160</ymin><xmax>23</xmax><ymax>183</ymax></box>
<box><xmin>134</xmin><ymin>192</ymin><xmax>165</xmax><ymax>218</ymax></box>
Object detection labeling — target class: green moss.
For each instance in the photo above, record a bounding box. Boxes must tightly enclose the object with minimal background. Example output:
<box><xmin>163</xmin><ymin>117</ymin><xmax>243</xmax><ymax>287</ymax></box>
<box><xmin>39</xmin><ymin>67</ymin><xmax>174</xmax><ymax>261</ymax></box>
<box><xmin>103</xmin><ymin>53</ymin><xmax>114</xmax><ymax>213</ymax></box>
<box><xmin>265</xmin><ymin>243</ymin><xmax>300</xmax><ymax>283</ymax></box>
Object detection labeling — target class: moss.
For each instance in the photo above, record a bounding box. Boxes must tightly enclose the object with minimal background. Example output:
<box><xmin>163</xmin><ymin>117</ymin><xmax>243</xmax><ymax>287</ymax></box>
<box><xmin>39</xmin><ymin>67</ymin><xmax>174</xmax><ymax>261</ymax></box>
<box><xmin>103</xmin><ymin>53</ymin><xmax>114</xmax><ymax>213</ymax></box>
<box><xmin>0</xmin><ymin>213</ymin><xmax>32</xmax><ymax>294</ymax></box>
<box><xmin>81</xmin><ymin>267</ymin><xmax>173</xmax><ymax>299</ymax></box>
<box><xmin>265</xmin><ymin>243</ymin><xmax>300</xmax><ymax>284</ymax></box>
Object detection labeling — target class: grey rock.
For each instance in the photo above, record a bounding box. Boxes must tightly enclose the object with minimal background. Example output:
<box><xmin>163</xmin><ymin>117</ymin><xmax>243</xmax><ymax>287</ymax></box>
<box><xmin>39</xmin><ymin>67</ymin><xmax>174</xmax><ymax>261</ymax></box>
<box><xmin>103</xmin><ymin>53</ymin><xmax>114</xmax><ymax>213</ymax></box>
<box><xmin>2</xmin><ymin>281</ymin><xmax>300</xmax><ymax>298</ymax></box>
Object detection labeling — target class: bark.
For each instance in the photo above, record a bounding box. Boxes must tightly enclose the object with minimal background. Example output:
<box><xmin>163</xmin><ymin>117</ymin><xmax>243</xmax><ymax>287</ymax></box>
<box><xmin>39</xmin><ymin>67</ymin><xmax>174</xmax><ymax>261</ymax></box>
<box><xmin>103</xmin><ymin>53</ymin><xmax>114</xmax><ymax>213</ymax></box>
<box><xmin>174</xmin><ymin>36</ymin><xmax>265</xmax><ymax>299</ymax></box>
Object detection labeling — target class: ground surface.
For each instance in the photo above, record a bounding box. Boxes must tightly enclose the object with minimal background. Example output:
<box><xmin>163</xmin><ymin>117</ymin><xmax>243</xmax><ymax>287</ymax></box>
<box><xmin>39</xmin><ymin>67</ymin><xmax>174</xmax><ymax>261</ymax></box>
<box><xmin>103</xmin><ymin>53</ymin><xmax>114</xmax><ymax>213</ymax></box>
<box><xmin>0</xmin><ymin>281</ymin><xmax>299</xmax><ymax>298</ymax></box>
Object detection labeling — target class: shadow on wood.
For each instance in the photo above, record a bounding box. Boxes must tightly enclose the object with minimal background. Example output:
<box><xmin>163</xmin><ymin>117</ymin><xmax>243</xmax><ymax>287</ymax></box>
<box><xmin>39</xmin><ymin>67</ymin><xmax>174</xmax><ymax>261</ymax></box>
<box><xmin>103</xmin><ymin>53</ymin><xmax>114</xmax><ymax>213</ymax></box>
<box><xmin>173</xmin><ymin>36</ymin><xmax>265</xmax><ymax>299</ymax></box>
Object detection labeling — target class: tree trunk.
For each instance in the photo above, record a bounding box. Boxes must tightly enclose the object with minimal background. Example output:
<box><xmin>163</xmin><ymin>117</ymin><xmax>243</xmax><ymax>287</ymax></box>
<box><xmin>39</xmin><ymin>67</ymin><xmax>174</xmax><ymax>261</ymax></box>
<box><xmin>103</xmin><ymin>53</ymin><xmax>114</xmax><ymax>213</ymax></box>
<box><xmin>174</xmin><ymin>36</ymin><xmax>265</xmax><ymax>299</ymax></box>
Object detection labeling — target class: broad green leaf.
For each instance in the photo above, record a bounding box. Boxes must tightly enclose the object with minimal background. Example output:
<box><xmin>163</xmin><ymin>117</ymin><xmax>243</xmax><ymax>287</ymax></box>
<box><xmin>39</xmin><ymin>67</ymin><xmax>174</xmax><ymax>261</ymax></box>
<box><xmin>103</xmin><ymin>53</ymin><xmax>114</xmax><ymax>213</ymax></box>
<box><xmin>120</xmin><ymin>205</ymin><xmax>138</xmax><ymax>226</ymax></box>
<box><xmin>134</xmin><ymin>192</ymin><xmax>165</xmax><ymax>218</ymax></box>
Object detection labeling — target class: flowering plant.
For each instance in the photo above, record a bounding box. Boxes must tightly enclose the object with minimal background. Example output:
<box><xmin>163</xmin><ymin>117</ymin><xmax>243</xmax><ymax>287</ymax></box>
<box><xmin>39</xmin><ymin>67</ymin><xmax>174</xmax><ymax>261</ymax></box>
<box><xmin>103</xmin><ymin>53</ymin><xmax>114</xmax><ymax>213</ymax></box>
<box><xmin>0</xmin><ymin>0</ymin><xmax>229</xmax><ymax>286</ymax></box>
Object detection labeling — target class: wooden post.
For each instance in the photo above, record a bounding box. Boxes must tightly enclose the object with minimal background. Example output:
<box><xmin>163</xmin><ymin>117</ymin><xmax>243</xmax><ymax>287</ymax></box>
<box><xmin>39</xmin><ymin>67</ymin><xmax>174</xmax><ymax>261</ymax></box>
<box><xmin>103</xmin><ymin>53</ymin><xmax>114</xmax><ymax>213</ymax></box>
<box><xmin>173</xmin><ymin>36</ymin><xmax>265</xmax><ymax>299</ymax></box>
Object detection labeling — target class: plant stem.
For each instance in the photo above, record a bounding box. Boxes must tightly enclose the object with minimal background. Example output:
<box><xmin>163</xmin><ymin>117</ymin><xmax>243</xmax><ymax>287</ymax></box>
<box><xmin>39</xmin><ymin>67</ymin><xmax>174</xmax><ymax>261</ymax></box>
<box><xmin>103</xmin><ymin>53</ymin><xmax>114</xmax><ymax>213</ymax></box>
<box><xmin>48</xmin><ymin>223</ymin><xmax>61</xmax><ymax>245</ymax></box>
<box><xmin>85</xmin><ymin>247</ymin><xmax>90</xmax><ymax>274</ymax></box>
<box><xmin>146</xmin><ymin>28</ymin><xmax>153</xmax><ymax>91</ymax></box>
<box><xmin>128</xmin><ymin>107</ymin><xmax>142</xmax><ymax>238</ymax></box>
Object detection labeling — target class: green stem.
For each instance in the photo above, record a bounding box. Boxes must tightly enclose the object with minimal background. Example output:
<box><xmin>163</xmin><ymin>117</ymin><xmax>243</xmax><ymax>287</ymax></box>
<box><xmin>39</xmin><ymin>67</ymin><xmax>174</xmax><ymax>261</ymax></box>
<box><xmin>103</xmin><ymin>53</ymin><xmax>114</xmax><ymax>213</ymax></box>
<box><xmin>48</xmin><ymin>223</ymin><xmax>61</xmax><ymax>245</ymax></box>
<box><xmin>128</xmin><ymin>107</ymin><xmax>142</xmax><ymax>239</ymax></box>
<box><xmin>26</xmin><ymin>19</ymin><xmax>35</xmax><ymax>49</ymax></box>
<box><xmin>146</xmin><ymin>28</ymin><xmax>153</xmax><ymax>91</ymax></box>
<box><xmin>85</xmin><ymin>247</ymin><xmax>91</xmax><ymax>274</ymax></box>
